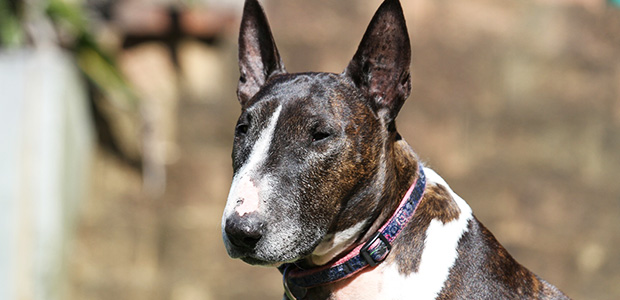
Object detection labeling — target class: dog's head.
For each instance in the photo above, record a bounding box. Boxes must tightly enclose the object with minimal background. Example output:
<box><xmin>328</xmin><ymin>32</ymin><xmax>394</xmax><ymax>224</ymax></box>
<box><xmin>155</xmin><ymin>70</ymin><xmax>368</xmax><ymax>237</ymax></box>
<box><xmin>222</xmin><ymin>0</ymin><xmax>412</xmax><ymax>266</ymax></box>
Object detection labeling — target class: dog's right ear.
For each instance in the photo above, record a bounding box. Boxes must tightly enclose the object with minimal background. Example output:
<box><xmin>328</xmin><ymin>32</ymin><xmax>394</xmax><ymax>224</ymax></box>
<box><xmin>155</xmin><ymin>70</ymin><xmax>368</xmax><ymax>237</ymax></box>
<box><xmin>237</xmin><ymin>0</ymin><xmax>286</xmax><ymax>105</ymax></box>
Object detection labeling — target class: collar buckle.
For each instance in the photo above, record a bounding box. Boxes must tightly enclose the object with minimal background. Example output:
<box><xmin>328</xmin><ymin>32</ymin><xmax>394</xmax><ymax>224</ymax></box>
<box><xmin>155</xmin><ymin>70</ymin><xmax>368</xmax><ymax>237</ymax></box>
<box><xmin>360</xmin><ymin>231</ymin><xmax>392</xmax><ymax>267</ymax></box>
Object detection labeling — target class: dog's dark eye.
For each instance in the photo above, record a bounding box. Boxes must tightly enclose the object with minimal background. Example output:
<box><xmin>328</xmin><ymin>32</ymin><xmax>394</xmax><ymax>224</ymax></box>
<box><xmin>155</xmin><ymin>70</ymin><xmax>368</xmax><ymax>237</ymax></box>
<box><xmin>236</xmin><ymin>123</ymin><xmax>249</xmax><ymax>136</ymax></box>
<box><xmin>312</xmin><ymin>131</ymin><xmax>331</xmax><ymax>143</ymax></box>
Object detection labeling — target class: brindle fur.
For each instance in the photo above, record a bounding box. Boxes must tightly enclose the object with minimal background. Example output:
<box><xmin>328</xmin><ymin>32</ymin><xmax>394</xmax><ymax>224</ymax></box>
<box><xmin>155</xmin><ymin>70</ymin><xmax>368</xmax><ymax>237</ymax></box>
<box><xmin>225</xmin><ymin>0</ymin><xmax>570</xmax><ymax>299</ymax></box>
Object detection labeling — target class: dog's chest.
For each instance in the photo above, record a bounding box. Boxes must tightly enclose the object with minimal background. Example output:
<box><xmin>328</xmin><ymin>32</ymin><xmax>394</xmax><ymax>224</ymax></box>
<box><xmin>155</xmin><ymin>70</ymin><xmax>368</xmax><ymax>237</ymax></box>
<box><xmin>325</xmin><ymin>263</ymin><xmax>422</xmax><ymax>300</ymax></box>
<box><xmin>325</xmin><ymin>261</ymin><xmax>457</xmax><ymax>300</ymax></box>
<box><xmin>325</xmin><ymin>265</ymin><xmax>386</xmax><ymax>300</ymax></box>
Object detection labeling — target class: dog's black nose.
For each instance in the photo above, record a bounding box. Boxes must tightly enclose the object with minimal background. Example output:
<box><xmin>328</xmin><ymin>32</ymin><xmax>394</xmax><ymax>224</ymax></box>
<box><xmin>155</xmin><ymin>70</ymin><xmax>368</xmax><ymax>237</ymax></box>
<box><xmin>225</xmin><ymin>214</ymin><xmax>265</xmax><ymax>250</ymax></box>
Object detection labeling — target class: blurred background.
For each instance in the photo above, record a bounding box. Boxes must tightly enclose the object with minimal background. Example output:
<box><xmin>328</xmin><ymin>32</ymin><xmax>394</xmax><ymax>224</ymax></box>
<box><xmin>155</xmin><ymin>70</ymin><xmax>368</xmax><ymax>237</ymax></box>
<box><xmin>1</xmin><ymin>0</ymin><xmax>619</xmax><ymax>299</ymax></box>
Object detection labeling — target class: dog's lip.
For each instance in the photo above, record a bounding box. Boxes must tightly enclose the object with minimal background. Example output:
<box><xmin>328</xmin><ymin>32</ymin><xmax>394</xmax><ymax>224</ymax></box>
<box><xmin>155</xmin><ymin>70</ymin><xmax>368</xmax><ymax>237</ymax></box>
<box><xmin>225</xmin><ymin>239</ymin><xmax>296</xmax><ymax>266</ymax></box>
<box><xmin>227</xmin><ymin>244</ymin><xmax>284</xmax><ymax>266</ymax></box>
<box><xmin>240</xmin><ymin>256</ymin><xmax>285</xmax><ymax>267</ymax></box>
<box><xmin>234</xmin><ymin>250</ymin><xmax>301</xmax><ymax>267</ymax></box>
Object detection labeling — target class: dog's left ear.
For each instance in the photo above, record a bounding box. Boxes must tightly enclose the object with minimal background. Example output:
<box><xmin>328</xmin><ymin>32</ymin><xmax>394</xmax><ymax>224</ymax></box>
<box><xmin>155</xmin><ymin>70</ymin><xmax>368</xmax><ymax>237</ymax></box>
<box><xmin>237</xmin><ymin>0</ymin><xmax>286</xmax><ymax>106</ymax></box>
<box><xmin>344</xmin><ymin>0</ymin><xmax>411</xmax><ymax>123</ymax></box>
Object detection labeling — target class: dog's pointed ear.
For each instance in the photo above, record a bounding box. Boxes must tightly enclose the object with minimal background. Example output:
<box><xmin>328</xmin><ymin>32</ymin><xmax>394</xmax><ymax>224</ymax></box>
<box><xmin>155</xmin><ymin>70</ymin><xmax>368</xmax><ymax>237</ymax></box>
<box><xmin>344</xmin><ymin>0</ymin><xmax>411</xmax><ymax>122</ymax></box>
<box><xmin>237</xmin><ymin>0</ymin><xmax>286</xmax><ymax>105</ymax></box>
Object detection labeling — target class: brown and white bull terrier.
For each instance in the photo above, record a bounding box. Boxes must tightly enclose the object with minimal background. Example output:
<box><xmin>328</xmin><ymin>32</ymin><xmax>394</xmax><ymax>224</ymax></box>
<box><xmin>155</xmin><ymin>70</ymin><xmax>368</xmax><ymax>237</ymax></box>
<box><xmin>221</xmin><ymin>0</ymin><xmax>570</xmax><ymax>299</ymax></box>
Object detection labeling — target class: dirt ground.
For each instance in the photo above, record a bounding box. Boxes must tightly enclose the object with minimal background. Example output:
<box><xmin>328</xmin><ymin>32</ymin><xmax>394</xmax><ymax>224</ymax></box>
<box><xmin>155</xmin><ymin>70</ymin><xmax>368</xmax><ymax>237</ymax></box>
<box><xmin>67</xmin><ymin>0</ymin><xmax>620</xmax><ymax>299</ymax></box>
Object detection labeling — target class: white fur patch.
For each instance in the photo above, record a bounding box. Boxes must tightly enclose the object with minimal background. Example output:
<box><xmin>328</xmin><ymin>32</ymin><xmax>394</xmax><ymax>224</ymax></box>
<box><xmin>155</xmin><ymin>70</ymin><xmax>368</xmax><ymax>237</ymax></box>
<box><xmin>223</xmin><ymin>105</ymin><xmax>282</xmax><ymax>220</ymax></box>
<box><xmin>379</xmin><ymin>167</ymin><xmax>473</xmax><ymax>299</ymax></box>
<box><xmin>310</xmin><ymin>220</ymin><xmax>368</xmax><ymax>265</ymax></box>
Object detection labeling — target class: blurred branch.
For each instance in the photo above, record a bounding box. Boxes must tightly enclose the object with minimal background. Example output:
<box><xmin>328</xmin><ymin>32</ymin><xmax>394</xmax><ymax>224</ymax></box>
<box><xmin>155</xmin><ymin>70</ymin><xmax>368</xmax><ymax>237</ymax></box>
<box><xmin>46</xmin><ymin>0</ymin><xmax>138</xmax><ymax>110</ymax></box>
<box><xmin>0</xmin><ymin>0</ymin><xmax>26</xmax><ymax>47</ymax></box>
<box><xmin>43</xmin><ymin>0</ymin><xmax>144</xmax><ymax>170</ymax></box>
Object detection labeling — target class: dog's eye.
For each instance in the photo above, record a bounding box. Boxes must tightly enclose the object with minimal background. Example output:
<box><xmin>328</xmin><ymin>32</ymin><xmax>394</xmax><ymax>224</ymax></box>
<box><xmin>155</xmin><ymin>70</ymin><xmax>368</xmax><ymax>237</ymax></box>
<box><xmin>312</xmin><ymin>131</ymin><xmax>331</xmax><ymax>143</ymax></box>
<box><xmin>236</xmin><ymin>124</ymin><xmax>249</xmax><ymax>136</ymax></box>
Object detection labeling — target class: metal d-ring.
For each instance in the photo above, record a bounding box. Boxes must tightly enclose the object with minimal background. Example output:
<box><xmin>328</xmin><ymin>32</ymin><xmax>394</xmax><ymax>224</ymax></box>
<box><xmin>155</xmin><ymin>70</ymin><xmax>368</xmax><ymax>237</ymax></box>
<box><xmin>282</xmin><ymin>264</ymin><xmax>307</xmax><ymax>300</ymax></box>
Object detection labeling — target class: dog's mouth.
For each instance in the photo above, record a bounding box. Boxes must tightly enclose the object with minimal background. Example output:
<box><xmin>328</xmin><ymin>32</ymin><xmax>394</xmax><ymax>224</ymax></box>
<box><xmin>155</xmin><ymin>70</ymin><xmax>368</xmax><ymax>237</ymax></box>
<box><xmin>239</xmin><ymin>256</ymin><xmax>286</xmax><ymax>267</ymax></box>
<box><xmin>224</xmin><ymin>232</ymin><xmax>322</xmax><ymax>267</ymax></box>
<box><xmin>225</xmin><ymin>246</ymin><xmax>269</xmax><ymax>265</ymax></box>
<box><xmin>231</xmin><ymin>249</ymin><xmax>300</xmax><ymax>267</ymax></box>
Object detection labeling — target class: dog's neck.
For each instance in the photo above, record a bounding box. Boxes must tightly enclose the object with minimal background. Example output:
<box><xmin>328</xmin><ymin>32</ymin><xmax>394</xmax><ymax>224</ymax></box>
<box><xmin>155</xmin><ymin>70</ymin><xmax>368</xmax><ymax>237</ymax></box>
<box><xmin>299</xmin><ymin>136</ymin><xmax>419</xmax><ymax>268</ymax></box>
<box><xmin>287</xmin><ymin>138</ymin><xmax>424</xmax><ymax>299</ymax></box>
<box><xmin>360</xmin><ymin>137</ymin><xmax>419</xmax><ymax>245</ymax></box>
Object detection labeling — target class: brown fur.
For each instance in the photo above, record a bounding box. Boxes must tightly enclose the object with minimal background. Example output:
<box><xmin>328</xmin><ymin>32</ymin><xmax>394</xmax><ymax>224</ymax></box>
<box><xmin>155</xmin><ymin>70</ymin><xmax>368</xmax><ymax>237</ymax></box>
<box><xmin>436</xmin><ymin>219</ymin><xmax>568</xmax><ymax>299</ymax></box>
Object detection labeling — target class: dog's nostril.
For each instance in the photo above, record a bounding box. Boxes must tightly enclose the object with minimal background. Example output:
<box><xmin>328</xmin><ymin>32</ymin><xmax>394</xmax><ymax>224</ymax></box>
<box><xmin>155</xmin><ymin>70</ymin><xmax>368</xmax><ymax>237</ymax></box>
<box><xmin>239</xmin><ymin>235</ymin><xmax>261</xmax><ymax>248</ymax></box>
<box><xmin>227</xmin><ymin>228</ymin><xmax>262</xmax><ymax>249</ymax></box>
<box><xmin>225</xmin><ymin>216</ymin><xmax>264</xmax><ymax>250</ymax></box>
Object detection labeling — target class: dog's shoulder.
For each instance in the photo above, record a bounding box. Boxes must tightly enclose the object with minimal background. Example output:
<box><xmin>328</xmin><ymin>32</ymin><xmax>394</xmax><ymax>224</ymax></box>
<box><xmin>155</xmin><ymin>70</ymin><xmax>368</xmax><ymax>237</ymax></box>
<box><xmin>385</xmin><ymin>168</ymin><xmax>569</xmax><ymax>300</ymax></box>
<box><xmin>377</xmin><ymin>167</ymin><xmax>474</xmax><ymax>298</ymax></box>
